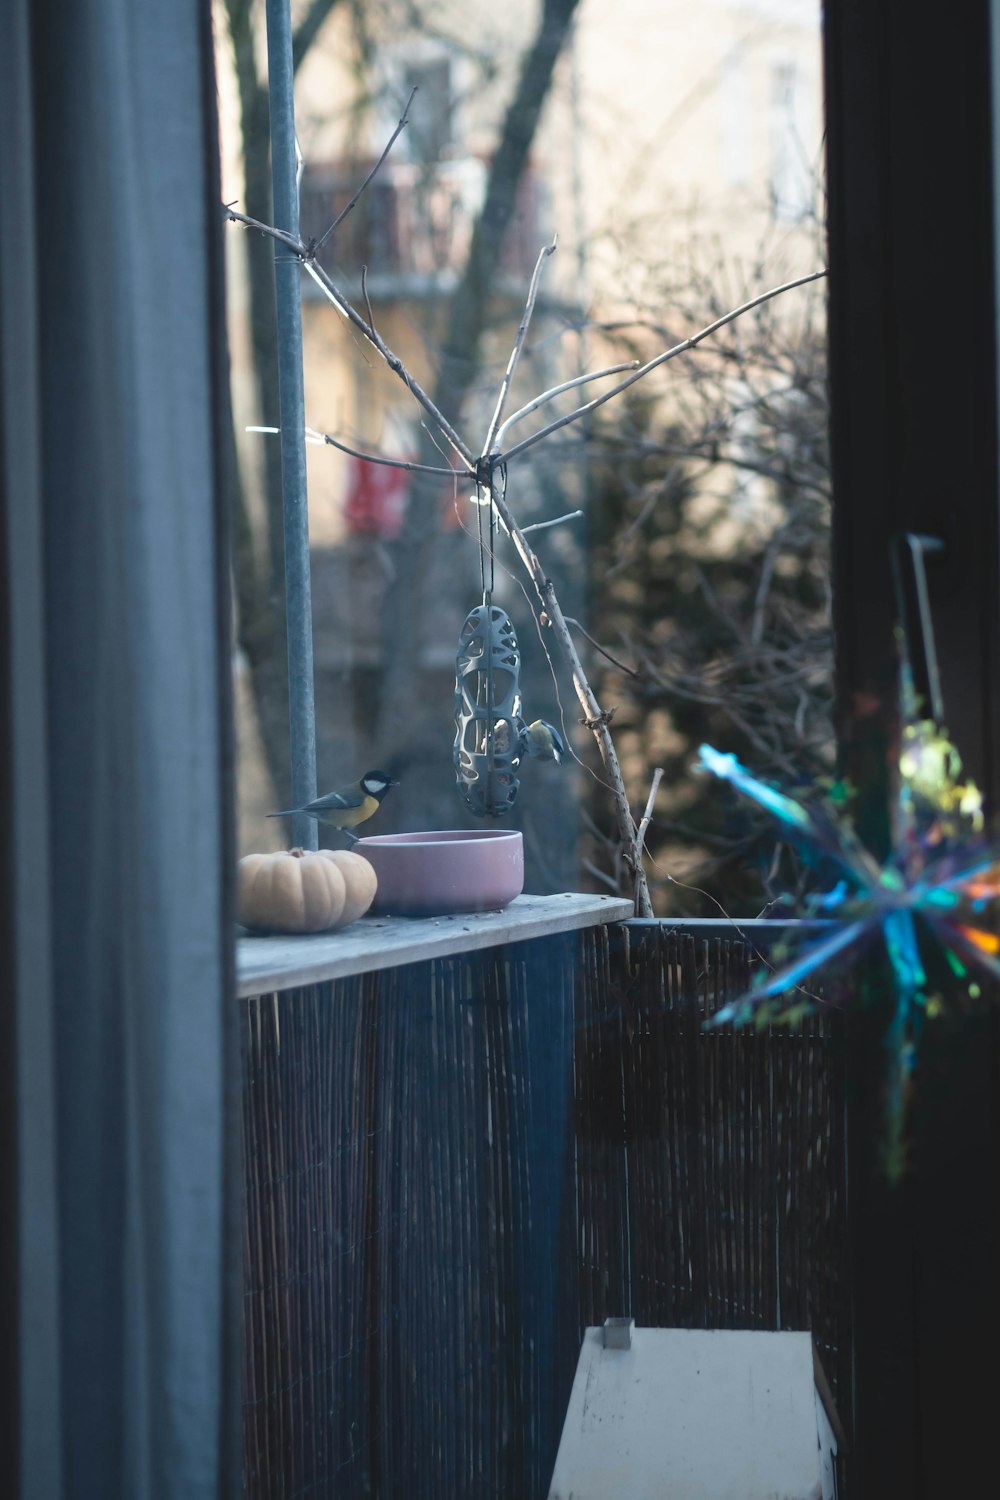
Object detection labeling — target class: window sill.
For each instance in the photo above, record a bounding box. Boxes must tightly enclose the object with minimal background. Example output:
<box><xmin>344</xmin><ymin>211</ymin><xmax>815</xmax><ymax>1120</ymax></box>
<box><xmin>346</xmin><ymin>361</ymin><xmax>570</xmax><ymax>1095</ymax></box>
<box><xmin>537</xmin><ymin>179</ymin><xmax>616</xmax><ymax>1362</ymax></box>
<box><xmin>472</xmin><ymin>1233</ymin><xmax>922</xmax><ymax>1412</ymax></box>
<box><xmin>236</xmin><ymin>891</ymin><xmax>633</xmax><ymax>997</ymax></box>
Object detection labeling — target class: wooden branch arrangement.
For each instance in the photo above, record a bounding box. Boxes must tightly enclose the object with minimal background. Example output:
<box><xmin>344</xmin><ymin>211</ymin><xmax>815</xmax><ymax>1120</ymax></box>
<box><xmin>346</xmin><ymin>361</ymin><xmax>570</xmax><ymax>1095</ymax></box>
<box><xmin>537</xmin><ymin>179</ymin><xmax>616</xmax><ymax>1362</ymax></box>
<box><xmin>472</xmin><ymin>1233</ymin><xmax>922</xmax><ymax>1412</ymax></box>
<box><xmin>225</xmin><ymin>102</ymin><xmax>827</xmax><ymax>917</ymax></box>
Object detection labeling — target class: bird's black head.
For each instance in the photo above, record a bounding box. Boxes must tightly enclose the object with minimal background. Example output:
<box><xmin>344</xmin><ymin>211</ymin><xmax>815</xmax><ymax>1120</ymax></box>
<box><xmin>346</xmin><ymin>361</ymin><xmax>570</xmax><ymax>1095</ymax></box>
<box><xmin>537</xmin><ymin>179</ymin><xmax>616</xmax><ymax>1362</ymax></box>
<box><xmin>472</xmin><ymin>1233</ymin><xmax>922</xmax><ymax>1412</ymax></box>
<box><xmin>362</xmin><ymin>770</ymin><xmax>398</xmax><ymax>801</ymax></box>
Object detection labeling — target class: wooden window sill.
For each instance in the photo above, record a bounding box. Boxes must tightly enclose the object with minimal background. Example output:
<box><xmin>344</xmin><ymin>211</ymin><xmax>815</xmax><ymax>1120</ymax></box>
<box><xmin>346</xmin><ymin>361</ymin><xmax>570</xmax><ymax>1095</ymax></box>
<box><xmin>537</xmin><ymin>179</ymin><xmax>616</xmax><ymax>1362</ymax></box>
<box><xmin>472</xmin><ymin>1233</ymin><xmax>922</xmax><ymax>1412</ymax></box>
<box><xmin>236</xmin><ymin>891</ymin><xmax>633</xmax><ymax>997</ymax></box>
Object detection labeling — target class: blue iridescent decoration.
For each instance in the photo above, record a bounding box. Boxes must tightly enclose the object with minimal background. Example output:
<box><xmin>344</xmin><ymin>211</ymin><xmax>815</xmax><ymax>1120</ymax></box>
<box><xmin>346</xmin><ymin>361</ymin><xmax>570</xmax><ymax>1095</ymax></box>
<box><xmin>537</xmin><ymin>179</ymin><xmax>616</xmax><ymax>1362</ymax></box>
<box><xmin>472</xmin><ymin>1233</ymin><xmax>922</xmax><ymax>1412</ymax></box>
<box><xmin>696</xmin><ymin>698</ymin><xmax>999</xmax><ymax>1177</ymax></box>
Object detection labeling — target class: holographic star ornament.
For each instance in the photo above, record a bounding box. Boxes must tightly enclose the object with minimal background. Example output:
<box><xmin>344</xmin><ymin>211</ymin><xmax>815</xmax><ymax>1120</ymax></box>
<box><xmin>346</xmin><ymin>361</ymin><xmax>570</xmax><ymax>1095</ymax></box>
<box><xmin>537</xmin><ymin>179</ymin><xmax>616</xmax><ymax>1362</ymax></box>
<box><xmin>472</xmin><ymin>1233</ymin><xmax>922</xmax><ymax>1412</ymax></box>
<box><xmin>696</xmin><ymin>577</ymin><xmax>999</xmax><ymax>1178</ymax></box>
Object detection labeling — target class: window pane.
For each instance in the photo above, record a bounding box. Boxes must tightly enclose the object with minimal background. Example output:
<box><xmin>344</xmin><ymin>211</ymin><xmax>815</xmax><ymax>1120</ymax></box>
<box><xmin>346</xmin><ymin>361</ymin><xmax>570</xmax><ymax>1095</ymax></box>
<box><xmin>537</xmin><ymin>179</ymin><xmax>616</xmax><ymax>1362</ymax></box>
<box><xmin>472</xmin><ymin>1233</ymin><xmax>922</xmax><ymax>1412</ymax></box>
<box><xmin>221</xmin><ymin>4</ymin><xmax>838</xmax><ymax>1489</ymax></box>
<box><xmin>221</xmin><ymin>0</ymin><xmax>829</xmax><ymax>919</ymax></box>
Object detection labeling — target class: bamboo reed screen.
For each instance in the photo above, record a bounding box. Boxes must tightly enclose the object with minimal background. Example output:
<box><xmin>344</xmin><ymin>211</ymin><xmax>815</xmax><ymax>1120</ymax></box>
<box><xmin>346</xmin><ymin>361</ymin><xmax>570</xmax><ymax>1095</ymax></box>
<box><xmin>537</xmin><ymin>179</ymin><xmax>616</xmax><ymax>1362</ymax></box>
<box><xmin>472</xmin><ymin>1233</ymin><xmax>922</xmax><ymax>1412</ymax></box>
<box><xmin>242</xmin><ymin>922</ymin><xmax>849</xmax><ymax>1499</ymax></box>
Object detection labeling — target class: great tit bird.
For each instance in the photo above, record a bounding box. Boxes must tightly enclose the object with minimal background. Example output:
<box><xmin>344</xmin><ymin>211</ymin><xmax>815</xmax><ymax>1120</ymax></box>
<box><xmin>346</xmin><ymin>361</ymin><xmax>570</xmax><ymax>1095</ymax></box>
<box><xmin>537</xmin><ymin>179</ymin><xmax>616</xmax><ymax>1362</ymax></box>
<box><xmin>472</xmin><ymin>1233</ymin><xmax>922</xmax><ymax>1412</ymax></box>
<box><xmin>268</xmin><ymin>769</ymin><xmax>398</xmax><ymax>843</ymax></box>
<box><xmin>519</xmin><ymin>719</ymin><xmax>565</xmax><ymax>764</ymax></box>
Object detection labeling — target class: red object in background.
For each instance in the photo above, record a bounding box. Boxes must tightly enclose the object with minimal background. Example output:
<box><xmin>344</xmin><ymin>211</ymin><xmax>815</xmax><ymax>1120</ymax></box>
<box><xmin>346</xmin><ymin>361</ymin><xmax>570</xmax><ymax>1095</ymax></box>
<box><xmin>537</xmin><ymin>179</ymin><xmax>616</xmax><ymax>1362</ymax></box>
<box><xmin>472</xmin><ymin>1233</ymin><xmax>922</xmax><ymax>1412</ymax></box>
<box><xmin>439</xmin><ymin>475</ymin><xmax>464</xmax><ymax>530</ymax></box>
<box><xmin>343</xmin><ymin>456</ymin><xmax>409</xmax><ymax>539</ymax></box>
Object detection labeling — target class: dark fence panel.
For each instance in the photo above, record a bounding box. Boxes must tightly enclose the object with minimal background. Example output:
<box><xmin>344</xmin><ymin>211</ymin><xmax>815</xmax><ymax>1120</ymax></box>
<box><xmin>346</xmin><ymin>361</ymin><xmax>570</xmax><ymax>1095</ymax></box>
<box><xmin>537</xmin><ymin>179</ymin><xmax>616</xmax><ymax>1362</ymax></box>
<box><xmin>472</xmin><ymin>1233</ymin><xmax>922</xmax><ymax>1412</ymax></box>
<box><xmin>574</xmin><ymin>925</ymin><xmax>849</xmax><ymax>1399</ymax></box>
<box><xmin>242</xmin><ymin>922</ymin><xmax>849</xmax><ymax>1498</ymax></box>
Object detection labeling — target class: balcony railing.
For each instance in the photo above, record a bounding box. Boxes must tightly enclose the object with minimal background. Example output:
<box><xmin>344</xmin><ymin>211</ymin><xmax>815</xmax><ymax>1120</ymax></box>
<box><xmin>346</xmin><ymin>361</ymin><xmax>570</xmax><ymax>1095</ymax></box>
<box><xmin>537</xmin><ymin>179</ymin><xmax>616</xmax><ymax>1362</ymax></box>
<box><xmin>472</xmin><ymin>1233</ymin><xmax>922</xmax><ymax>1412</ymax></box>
<box><xmin>299</xmin><ymin>156</ymin><xmax>544</xmax><ymax>296</ymax></box>
<box><xmin>240</xmin><ymin>916</ymin><xmax>849</xmax><ymax>1499</ymax></box>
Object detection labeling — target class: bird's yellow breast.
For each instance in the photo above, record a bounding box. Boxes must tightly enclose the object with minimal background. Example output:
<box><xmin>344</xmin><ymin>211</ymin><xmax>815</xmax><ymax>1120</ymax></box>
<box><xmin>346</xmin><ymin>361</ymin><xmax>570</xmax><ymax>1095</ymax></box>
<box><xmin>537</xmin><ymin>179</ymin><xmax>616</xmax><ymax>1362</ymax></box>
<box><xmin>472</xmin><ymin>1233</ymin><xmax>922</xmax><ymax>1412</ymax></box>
<box><xmin>323</xmin><ymin>793</ymin><xmax>380</xmax><ymax>829</ymax></box>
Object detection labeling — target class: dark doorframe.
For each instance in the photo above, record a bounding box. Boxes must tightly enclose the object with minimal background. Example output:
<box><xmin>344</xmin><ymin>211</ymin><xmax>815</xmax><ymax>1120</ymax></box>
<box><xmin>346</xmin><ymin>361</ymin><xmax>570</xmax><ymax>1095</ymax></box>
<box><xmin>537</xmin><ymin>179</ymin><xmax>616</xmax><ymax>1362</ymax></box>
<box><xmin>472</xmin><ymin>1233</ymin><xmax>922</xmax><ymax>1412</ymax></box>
<box><xmin>824</xmin><ymin>2</ymin><xmax>1000</xmax><ymax>1493</ymax></box>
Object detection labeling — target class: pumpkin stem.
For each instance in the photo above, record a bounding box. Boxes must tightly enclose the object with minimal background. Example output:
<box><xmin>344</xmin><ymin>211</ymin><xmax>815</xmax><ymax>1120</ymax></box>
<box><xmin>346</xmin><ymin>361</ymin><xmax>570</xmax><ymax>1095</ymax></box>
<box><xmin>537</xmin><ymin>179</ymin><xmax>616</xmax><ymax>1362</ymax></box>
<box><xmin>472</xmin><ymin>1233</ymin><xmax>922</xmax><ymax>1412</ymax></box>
<box><xmin>290</xmin><ymin>847</ymin><xmax>305</xmax><ymax>857</ymax></box>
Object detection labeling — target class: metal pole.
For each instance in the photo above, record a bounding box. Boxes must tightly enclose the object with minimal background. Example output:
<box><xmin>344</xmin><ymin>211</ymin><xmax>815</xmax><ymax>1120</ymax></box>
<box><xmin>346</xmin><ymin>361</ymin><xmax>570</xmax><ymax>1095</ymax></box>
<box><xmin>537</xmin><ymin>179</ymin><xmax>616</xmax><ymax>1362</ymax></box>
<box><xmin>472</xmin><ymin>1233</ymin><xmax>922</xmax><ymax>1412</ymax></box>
<box><xmin>265</xmin><ymin>0</ymin><xmax>318</xmax><ymax>850</ymax></box>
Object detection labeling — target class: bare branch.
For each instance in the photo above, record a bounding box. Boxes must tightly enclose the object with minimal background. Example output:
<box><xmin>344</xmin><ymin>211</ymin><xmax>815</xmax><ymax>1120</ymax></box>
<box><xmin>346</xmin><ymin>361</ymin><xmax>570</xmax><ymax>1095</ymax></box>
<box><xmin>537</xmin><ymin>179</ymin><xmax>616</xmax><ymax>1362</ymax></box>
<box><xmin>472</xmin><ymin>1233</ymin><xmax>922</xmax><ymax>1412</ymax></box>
<box><xmin>247</xmin><ymin>424</ymin><xmax>326</xmax><ymax>446</ymax></box>
<box><xmin>498</xmin><ymin>269</ymin><xmax>828</xmax><ymax>463</ymax></box>
<box><xmin>360</xmin><ymin>264</ymin><xmax>376</xmax><ymax>333</ymax></box>
<box><xmin>635</xmin><ymin>766</ymin><xmax>664</xmax><ymax>867</ymax></box>
<box><xmin>313</xmin><ymin>85</ymin><xmax>417</xmax><ymax>255</ymax></box>
<box><xmin>304</xmin><ymin>258</ymin><xmax>476</xmax><ymax>465</ymax></box>
<box><xmin>224</xmin><ymin>202</ymin><xmax>303</xmax><ymax>254</ymax></box>
<box><xmin>319</xmin><ymin>432</ymin><xmax>470</xmax><ymax>479</ymax></box>
<box><xmin>301</xmin><ymin>257</ymin><xmax>349</xmax><ymax>318</ymax></box>
<box><xmin>565</xmin><ymin>617</ymin><xmax>640</xmax><ymax>677</ymax></box>
<box><xmin>604</xmin><ymin>482</ymin><xmax>672</xmax><ymax>579</ymax></box>
<box><xmin>750</xmin><ymin>537</ymin><xmax>780</xmax><ymax>646</ymax></box>
<box><xmin>485</xmin><ymin>468</ymin><xmax>653</xmax><ymax>915</ymax></box>
<box><xmin>583</xmin><ymin>858</ymin><xmax>621</xmax><ymax>892</ymax></box>
<box><xmin>521</xmin><ymin>509</ymin><xmax>584</xmax><ymax>534</ymax></box>
<box><xmin>494</xmin><ymin>361</ymin><xmax>640</xmax><ymax>451</ymax></box>
<box><xmin>648</xmin><ymin>440</ymin><xmax>829</xmax><ymax>499</ymax></box>
<box><xmin>225</xmin><ymin>203</ymin><xmax>476</xmax><ymax>466</ymax></box>
<box><xmin>249</xmin><ymin>422</ymin><xmax>470</xmax><ymax>479</ymax></box>
<box><xmin>483</xmin><ymin>238</ymin><xmax>557</xmax><ymax>456</ymax></box>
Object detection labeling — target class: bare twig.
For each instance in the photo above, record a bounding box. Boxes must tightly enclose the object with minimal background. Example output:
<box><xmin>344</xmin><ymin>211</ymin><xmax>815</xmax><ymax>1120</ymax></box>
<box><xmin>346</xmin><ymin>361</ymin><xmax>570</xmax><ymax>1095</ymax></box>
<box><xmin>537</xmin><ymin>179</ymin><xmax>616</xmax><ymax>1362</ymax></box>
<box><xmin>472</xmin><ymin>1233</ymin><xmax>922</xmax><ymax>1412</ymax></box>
<box><xmin>313</xmin><ymin>85</ymin><xmax>417</xmax><ymax>255</ymax></box>
<box><xmin>301</xmin><ymin>258</ymin><xmax>347</xmax><ymax>318</ymax></box>
<box><xmin>471</xmin><ymin>247</ymin><xmax>670</xmax><ymax>912</ymax></box>
<box><xmin>483</xmin><ymin>237</ymin><xmax>557</xmax><ymax>456</ymax></box>
<box><xmin>494</xmin><ymin>361</ymin><xmax>640</xmax><ymax>450</ymax></box>
<box><xmin>224</xmin><ymin>203</ymin><xmax>475</xmax><ymax>466</ymax></box>
<box><xmin>497</xmin><ymin>269</ymin><xmax>828</xmax><ymax>462</ymax></box>
<box><xmin>247</xmin><ymin>424</ymin><xmax>325</xmax><ymax>443</ymax></box>
<box><xmin>296</xmin><ymin>256</ymin><xmax>476</xmax><ymax>466</ymax></box>
<box><xmin>224</xmin><ymin>202</ymin><xmax>303</xmax><ymax>254</ymax></box>
<box><xmin>634</xmin><ymin>767</ymin><xmax>664</xmax><ymax>906</ymax></box>
<box><xmin>658</xmin><ymin>443</ymin><xmax>828</xmax><ymax>500</ymax></box>
<box><xmin>360</xmin><ymin>264</ymin><xmax>376</xmax><ymax>333</ymax></box>
<box><xmin>605</xmin><ymin>481</ymin><xmax>672</xmax><ymax>578</ymax></box>
<box><xmin>750</xmin><ymin>536</ymin><xmax>780</xmax><ymax>645</ymax></box>
<box><xmin>248</xmin><ymin>423</ymin><xmax>465</xmax><ymax>479</ymax></box>
<box><xmin>583</xmin><ymin>858</ymin><xmax>621</xmax><ymax>892</ymax></box>
<box><xmin>521</xmin><ymin>509</ymin><xmax>584</xmax><ymax>534</ymax></box>
<box><xmin>565</xmin><ymin>617</ymin><xmax>640</xmax><ymax>677</ymax></box>
<box><xmin>485</xmin><ymin>463</ymin><xmax>653</xmax><ymax>913</ymax></box>
<box><xmin>582</xmin><ymin>806</ymin><xmax>625</xmax><ymax>893</ymax></box>
<box><xmin>320</xmin><ymin>432</ymin><xmax>468</xmax><ymax>479</ymax></box>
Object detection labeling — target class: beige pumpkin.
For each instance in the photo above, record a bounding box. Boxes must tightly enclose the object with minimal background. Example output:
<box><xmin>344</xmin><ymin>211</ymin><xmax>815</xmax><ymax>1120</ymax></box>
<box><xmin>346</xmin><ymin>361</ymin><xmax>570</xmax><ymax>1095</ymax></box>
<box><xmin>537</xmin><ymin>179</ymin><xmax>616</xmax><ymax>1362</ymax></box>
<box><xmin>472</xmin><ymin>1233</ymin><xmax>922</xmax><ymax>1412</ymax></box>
<box><xmin>319</xmin><ymin>849</ymin><xmax>379</xmax><ymax>927</ymax></box>
<box><xmin>237</xmin><ymin>847</ymin><xmax>378</xmax><ymax>934</ymax></box>
<box><xmin>238</xmin><ymin>848</ymin><xmax>346</xmax><ymax>933</ymax></box>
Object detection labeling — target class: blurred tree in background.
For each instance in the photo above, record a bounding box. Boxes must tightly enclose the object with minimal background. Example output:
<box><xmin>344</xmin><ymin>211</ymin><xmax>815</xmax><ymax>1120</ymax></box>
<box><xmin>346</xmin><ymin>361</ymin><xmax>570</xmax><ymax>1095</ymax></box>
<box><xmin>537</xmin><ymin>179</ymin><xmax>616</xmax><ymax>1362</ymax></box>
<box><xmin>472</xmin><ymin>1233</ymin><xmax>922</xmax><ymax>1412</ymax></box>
<box><xmin>583</xmin><ymin>255</ymin><xmax>831</xmax><ymax>914</ymax></box>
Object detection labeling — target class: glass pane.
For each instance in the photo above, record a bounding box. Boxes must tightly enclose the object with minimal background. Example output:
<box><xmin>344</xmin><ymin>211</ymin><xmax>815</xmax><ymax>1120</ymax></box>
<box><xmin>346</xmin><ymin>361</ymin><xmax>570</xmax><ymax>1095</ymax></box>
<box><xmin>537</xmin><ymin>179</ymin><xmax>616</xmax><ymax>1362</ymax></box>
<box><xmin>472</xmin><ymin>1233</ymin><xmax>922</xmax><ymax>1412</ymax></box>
<box><xmin>220</xmin><ymin>0</ymin><xmax>839</xmax><ymax>1495</ymax></box>
<box><xmin>220</xmin><ymin>0</ymin><xmax>829</xmax><ymax>921</ymax></box>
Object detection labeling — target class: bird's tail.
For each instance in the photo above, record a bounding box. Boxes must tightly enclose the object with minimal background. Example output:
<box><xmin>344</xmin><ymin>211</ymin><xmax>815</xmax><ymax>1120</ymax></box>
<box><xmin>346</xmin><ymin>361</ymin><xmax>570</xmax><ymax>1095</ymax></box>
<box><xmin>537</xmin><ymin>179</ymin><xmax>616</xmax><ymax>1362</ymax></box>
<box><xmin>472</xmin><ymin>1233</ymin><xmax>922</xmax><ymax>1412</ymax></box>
<box><xmin>266</xmin><ymin>809</ymin><xmax>298</xmax><ymax>818</ymax></box>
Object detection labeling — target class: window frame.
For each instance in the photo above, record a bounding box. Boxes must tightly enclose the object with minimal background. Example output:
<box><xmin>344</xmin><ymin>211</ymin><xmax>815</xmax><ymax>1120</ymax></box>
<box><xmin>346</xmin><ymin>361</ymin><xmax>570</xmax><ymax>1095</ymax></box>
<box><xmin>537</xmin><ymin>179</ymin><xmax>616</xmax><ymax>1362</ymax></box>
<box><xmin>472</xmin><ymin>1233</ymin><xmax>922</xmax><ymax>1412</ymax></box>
<box><xmin>824</xmin><ymin>2</ymin><xmax>1000</xmax><ymax>1493</ymax></box>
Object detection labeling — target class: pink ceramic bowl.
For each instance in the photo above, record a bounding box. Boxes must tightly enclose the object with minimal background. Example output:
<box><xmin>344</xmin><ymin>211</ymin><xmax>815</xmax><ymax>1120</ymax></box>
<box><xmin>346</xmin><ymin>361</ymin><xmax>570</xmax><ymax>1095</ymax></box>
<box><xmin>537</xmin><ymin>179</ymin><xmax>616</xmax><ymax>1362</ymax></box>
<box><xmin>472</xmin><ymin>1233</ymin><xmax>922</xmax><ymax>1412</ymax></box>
<box><xmin>355</xmin><ymin>829</ymin><xmax>524</xmax><ymax>917</ymax></box>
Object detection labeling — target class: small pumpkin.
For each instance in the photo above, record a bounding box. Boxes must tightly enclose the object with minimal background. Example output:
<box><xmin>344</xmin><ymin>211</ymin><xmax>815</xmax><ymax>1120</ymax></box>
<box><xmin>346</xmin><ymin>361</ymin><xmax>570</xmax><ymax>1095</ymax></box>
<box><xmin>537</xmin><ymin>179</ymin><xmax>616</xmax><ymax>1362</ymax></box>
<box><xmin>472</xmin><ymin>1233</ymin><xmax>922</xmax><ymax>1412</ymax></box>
<box><xmin>317</xmin><ymin>848</ymin><xmax>378</xmax><ymax>926</ymax></box>
<box><xmin>237</xmin><ymin>847</ymin><xmax>377</xmax><ymax>934</ymax></box>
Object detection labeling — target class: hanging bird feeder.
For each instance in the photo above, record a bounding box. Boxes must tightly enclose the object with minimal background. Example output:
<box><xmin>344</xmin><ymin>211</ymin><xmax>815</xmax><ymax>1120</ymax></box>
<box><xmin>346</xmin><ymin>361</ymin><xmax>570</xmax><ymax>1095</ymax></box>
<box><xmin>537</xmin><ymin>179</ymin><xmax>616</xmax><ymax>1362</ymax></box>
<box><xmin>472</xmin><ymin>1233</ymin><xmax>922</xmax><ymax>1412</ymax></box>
<box><xmin>453</xmin><ymin>602</ymin><xmax>525</xmax><ymax>817</ymax></box>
